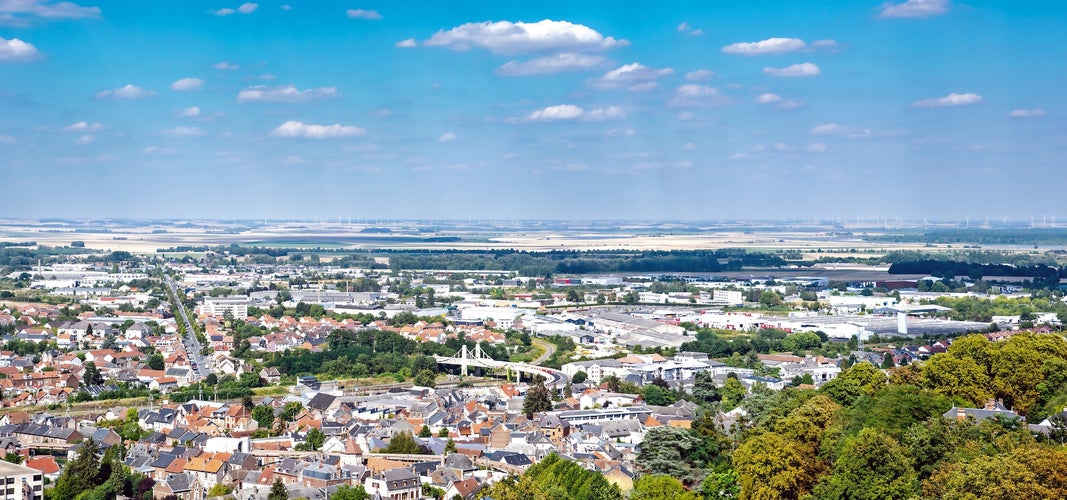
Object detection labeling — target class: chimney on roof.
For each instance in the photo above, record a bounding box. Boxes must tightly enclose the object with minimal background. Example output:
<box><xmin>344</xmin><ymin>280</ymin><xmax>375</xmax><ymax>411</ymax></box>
<box><xmin>956</xmin><ymin>407</ymin><xmax>966</xmax><ymax>421</ymax></box>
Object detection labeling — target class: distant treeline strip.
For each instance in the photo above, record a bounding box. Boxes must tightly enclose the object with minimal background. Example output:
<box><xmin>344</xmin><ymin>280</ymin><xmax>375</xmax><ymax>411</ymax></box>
<box><xmin>888</xmin><ymin>259</ymin><xmax>1065</xmax><ymax>280</ymax></box>
<box><xmin>868</xmin><ymin>228</ymin><xmax>1067</xmax><ymax>245</ymax></box>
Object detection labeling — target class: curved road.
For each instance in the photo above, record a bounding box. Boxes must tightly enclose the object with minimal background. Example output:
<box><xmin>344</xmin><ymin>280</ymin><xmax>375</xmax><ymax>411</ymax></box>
<box><xmin>530</xmin><ymin>338</ymin><xmax>556</xmax><ymax>366</ymax></box>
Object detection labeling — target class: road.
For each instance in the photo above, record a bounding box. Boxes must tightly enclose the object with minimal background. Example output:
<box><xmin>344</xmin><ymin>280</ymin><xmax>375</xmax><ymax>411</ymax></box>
<box><xmin>163</xmin><ymin>272</ymin><xmax>212</xmax><ymax>381</ymax></box>
<box><xmin>531</xmin><ymin>338</ymin><xmax>557</xmax><ymax>366</ymax></box>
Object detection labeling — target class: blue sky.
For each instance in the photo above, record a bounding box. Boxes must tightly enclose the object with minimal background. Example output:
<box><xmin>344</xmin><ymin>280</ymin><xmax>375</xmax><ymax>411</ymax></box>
<box><xmin>1</xmin><ymin>0</ymin><xmax>1064</xmax><ymax>220</ymax></box>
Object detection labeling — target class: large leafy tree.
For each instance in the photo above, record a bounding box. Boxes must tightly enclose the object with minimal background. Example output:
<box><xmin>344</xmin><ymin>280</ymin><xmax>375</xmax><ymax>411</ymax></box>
<box><xmin>812</xmin><ymin>428</ymin><xmax>918</xmax><ymax>499</ymax></box>
<box><xmin>733</xmin><ymin>432</ymin><xmax>814</xmax><ymax>500</ymax></box>
<box><xmin>381</xmin><ymin>431</ymin><xmax>430</xmax><ymax>454</ymax></box>
<box><xmin>921</xmin><ymin>354</ymin><xmax>992</xmax><ymax>405</ymax></box>
<box><xmin>631</xmin><ymin>475</ymin><xmax>702</xmax><ymax>500</ymax></box>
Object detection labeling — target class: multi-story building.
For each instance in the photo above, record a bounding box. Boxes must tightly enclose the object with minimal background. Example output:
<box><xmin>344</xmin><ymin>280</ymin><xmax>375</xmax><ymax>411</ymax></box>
<box><xmin>0</xmin><ymin>461</ymin><xmax>44</xmax><ymax>500</ymax></box>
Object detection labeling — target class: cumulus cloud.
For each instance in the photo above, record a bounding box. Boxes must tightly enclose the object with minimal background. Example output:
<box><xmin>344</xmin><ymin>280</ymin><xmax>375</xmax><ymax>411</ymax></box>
<box><xmin>95</xmin><ymin>84</ymin><xmax>154</xmax><ymax>99</ymax></box>
<box><xmin>0</xmin><ymin>0</ymin><xmax>100</xmax><ymax>21</ymax></box>
<box><xmin>424</xmin><ymin>19</ymin><xmax>627</xmax><ymax>54</ymax></box>
<box><xmin>270</xmin><ymin>120</ymin><xmax>366</xmax><ymax>139</ymax></box>
<box><xmin>685</xmin><ymin>69</ymin><xmax>715</xmax><ymax>81</ymax></box>
<box><xmin>590</xmin><ymin>63</ymin><xmax>673</xmax><ymax>91</ymax></box>
<box><xmin>1008</xmin><ymin>108</ymin><xmax>1045</xmax><ymax>118</ymax></box>
<box><xmin>213</xmin><ymin>2</ymin><xmax>256</xmax><ymax>15</ymax></box>
<box><xmin>346</xmin><ymin>8</ymin><xmax>380</xmax><ymax>19</ymax></box>
<box><xmin>722</xmin><ymin>37</ymin><xmax>805</xmax><ymax>55</ymax></box>
<box><xmin>170</xmin><ymin>77</ymin><xmax>204</xmax><ymax>91</ymax></box>
<box><xmin>75</xmin><ymin>134</ymin><xmax>94</xmax><ymax>145</ymax></box>
<box><xmin>396</xmin><ymin>38</ymin><xmax>416</xmax><ymax>48</ymax></box>
<box><xmin>162</xmin><ymin>126</ymin><xmax>205</xmax><ymax>137</ymax></box>
<box><xmin>179</xmin><ymin>106</ymin><xmax>201</xmax><ymax>118</ymax></box>
<box><xmin>763</xmin><ymin>62</ymin><xmax>820</xmax><ymax>77</ymax></box>
<box><xmin>524</xmin><ymin>104</ymin><xmax>584</xmax><ymax>121</ymax></box>
<box><xmin>63</xmin><ymin>121</ymin><xmax>103</xmax><ymax>132</ymax></box>
<box><xmin>810</xmin><ymin>123</ymin><xmax>871</xmax><ymax>137</ymax></box>
<box><xmin>912</xmin><ymin>92</ymin><xmax>983</xmax><ymax>108</ymax></box>
<box><xmin>0</xmin><ymin>37</ymin><xmax>39</xmax><ymax>61</ymax></box>
<box><xmin>518</xmin><ymin>104</ymin><xmax>624</xmax><ymax>122</ymax></box>
<box><xmin>213</xmin><ymin>61</ymin><xmax>239</xmax><ymax>70</ymax></box>
<box><xmin>878</xmin><ymin>0</ymin><xmax>949</xmax><ymax>18</ymax></box>
<box><xmin>237</xmin><ymin>85</ymin><xmax>340</xmax><ymax>102</ymax></box>
<box><xmin>438</xmin><ymin>132</ymin><xmax>457</xmax><ymax>142</ymax></box>
<box><xmin>669</xmin><ymin>85</ymin><xmax>729</xmax><ymax>108</ymax></box>
<box><xmin>497</xmin><ymin>52</ymin><xmax>606</xmax><ymax>76</ymax></box>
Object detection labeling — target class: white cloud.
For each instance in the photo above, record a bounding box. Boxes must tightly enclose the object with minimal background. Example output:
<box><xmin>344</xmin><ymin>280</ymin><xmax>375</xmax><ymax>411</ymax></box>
<box><xmin>497</xmin><ymin>52</ymin><xmax>606</xmax><ymax>76</ymax></box>
<box><xmin>179</xmin><ymin>106</ymin><xmax>201</xmax><ymax>118</ymax></box>
<box><xmin>438</xmin><ymin>132</ymin><xmax>457</xmax><ymax>142</ymax></box>
<box><xmin>729</xmin><ymin>153</ymin><xmax>747</xmax><ymax>160</ymax></box>
<box><xmin>669</xmin><ymin>85</ymin><xmax>729</xmax><ymax>108</ymax></box>
<box><xmin>213</xmin><ymin>61</ymin><xmax>239</xmax><ymax>70</ymax></box>
<box><xmin>270</xmin><ymin>120</ymin><xmax>366</xmax><ymax>139</ymax></box>
<box><xmin>755</xmin><ymin>93</ymin><xmax>782</xmax><ymax>104</ymax></box>
<box><xmin>75</xmin><ymin>134</ymin><xmax>95</xmax><ymax>145</ymax></box>
<box><xmin>811</xmin><ymin>39</ymin><xmax>840</xmax><ymax>51</ymax></box>
<box><xmin>95</xmin><ymin>84</ymin><xmax>154</xmax><ymax>99</ymax></box>
<box><xmin>0</xmin><ymin>0</ymin><xmax>100</xmax><ymax>20</ymax></box>
<box><xmin>170</xmin><ymin>77</ymin><xmax>204</xmax><ymax>91</ymax></box>
<box><xmin>396</xmin><ymin>38</ymin><xmax>416</xmax><ymax>48</ymax></box>
<box><xmin>213</xmin><ymin>2</ymin><xmax>256</xmax><ymax>15</ymax></box>
<box><xmin>677</xmin><ymin>22</ymin><xmax>703</xmax><ymax>36</ymax></box>
<box><xmin>584</xmin><ymin>106</ymin><xmax>625</xmax><ymax>121</ymax></box>
<box><xmin>0</xmin><ymin>37</ymin><xmax>39</xmax><ymax>61</ymax></box>
<box><xmin>346</xmin><ymin>8</ymin><xmax>380</xmax><ymax>19</ymax></box>
<box><xmin>810</xmin><ymin>123</ymin><xmax>871</xmax><ymax>137</ymax></box>
<box><xmin>63</xmin><ymin>121</ymin><xmax>103</xmax><ymax>132</ymax></box>
<box><xmin>682</xmin><ymin>142</ymin><xmax>697</xmax><ymax>151</ymax></box>
<box><xmin>1008</xmin><ymin>108</ymin><xmax>1045</xmax><ymax>118</ymax></box>
<box><xmin>778</xmin><ymin>99</ymin><xmax>805</xmax><ymax>109</ymax></box>
<box><xmin>424</xmin><ymin>19</ymin><xmax>627</xmax><ymax>54</ymax></box>
<box><xmin>525</xmin><ymin>104</ymin><xmax>585</xmax><ymax>121</ymax></box>
<box><xmin>685</xmin><ymin>69</ymin><xmax>715</xmax><ymax>81</ymax></box>
<box><xmin>722</xmin><ymin>37</ymin><xmax>805</xmax><ymax>55</ymax></box>
<box><xmin>162</xmin><ymin>126</ymin><xmax>205</xmax><ymax>137</ymax></box>
<box><xmin>912</xmin><ymin>92</ymin><xmax>983</xmax><ymax>108</ymax></box>
<box><xmin>237</xmin><ymin>85</ymin><xmax>340</xmax><ymax>102</ymax></box>
<box><xmin>764</xmin><ymin>62</ymin><xmax>821</xmax><ymax>77</ymax></box>
<box><xmin>281</xmin><ymin>4</ymin><xmax>291</xmax><ymax>11</ymax></box>
<box><xmin>520</xmin><ymin>104</ymin><xmax>624</xmax><ymax>122</ymax></box>
<box><xmin>878</xmin><ymin>0</ymin><xmax>950</xmax><ymax>18</ymax></box>
<box><xmin>590</xmin><ymin>63</ymin><xmax>673</xmax><ymax>91</ymax></box>
<box><xmin>369</xmin><ymin>108</ymin><xmax>393</xmax><ymax>118</ymax></box>
<box><xmin>806</xmin><ymin>143</ymin><xmax>828</xmax><ymax>153</ymax></box>
<box><xmin>0</xmin><ymin>134</ymin><xmax>14</xmax><ymax>144</ymax></box>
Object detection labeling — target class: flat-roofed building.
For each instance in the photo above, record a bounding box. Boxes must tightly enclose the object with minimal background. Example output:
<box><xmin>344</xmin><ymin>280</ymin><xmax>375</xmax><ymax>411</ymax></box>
<box><xmin>0</xmin><ymin>460</ymin><xmax>44</xmax><ymax>500</ymax></box>
<box><xmin>199</xmin><ymin>296</ymin><xmax>249</xmax><ymax>320</ymax></box>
